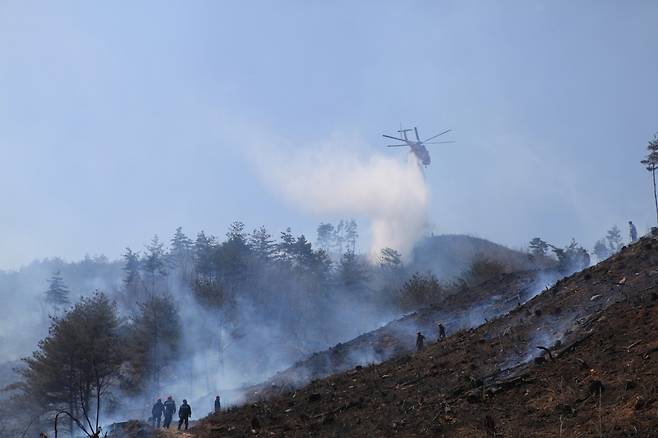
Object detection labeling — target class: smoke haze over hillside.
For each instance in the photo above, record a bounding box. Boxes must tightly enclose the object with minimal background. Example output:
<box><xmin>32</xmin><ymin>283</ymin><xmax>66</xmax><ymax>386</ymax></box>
<box><xmin>2</xmin><ymin>2</ymin><xmax>658</xmax><ymax>269</ymax></box>
<box><xmin>254</xmin><ymin>138</ymin><xmax>429</xmax><ymax>258</ymax></box>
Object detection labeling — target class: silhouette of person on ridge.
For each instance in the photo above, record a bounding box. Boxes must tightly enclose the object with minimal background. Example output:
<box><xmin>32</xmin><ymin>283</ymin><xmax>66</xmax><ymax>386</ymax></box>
<box><xmin>151</xmin><ymin>398</ymin><xmax>164</xmax><ymax>428</ymax></box>
<box><xmin>163</xmin><ymin>395</ymin><xmax>176</xmax><ymax>428</ymax></box>
<box><xmin>178</xmin><ymin>399</ymin><xmax>192</xmax><ymax>430</ymax></box>
<box><xmin>416</xmin><ymin>332</ymin><xmax>425</xmax><ymax>352</ymax></box>
<box><xmin>437</xmin><ymin>322</ymin><xmax>446</xmax><ymax>342</ymax></box>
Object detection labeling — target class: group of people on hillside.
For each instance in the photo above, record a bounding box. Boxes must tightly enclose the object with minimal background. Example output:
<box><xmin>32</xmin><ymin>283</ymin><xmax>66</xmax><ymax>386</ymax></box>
<box><xmin>150</xmin><ymin>396</ymin><xmax>192</xmax><ymax>430</ymax></box>
<box><xmin>150</xmin><ymin>394</ymin><xmax>221</xmax><ymax>430</ymax></box>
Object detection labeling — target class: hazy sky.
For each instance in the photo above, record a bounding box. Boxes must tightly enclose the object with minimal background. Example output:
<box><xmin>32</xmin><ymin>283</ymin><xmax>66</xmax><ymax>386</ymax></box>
<box><xmin>2</xmin><ymin>1</ymin><xmax>658</xmax><ymax>270</ymax></box>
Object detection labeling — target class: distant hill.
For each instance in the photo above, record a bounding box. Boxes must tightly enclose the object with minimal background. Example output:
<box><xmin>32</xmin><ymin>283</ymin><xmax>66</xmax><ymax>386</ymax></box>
<box><xmin>409</xmin><ymin>234</ymin><xmax>540</xmax><ymax>280</ymax></box>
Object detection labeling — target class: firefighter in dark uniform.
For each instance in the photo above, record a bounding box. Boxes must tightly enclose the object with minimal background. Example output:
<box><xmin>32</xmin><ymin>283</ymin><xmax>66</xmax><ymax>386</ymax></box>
<box><xmin>163</xmin><ymin>396</ymin><xmax>176</xmax><ymax>428</ymax></box>
<box><xmin>416</xmin><ymin>331</ymin><xmax>425</xmax><ymax>352</ymax></box>
<box><xmin>151</xmin><ymin>398</ymin><xmax>164</xmax><ymax>428</ymax></box>
<box><xmin>178</xmin><ymin>399</ymin><xmax>192</xmax><ymax>430</ymax></box>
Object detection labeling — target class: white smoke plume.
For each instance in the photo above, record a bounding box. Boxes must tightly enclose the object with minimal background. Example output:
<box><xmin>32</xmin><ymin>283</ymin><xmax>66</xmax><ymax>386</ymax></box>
<box><xmin>255</xmin><ymin>138</ymin><xmax>430</xmax><ymax>259</ymax></box>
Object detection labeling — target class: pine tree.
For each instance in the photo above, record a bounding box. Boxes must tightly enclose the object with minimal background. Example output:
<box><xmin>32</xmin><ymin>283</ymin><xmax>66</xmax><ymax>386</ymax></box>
<box><xmin>216</xmin><ymin>223</ymin><xmax>251</xmax><ymax>290</ymax></box>
<box><xmin>344</xmin><ymin>220</ymin><xmax>358</xmax><ymax>253</ymax></box>
<box><xmin>528</xmin><ymin>237</ymin><xmax>549</xmax><ymax>258</ymax></box>
<box><xmin>143</xmin><ymin>235</ymin><xmax>167</xmax><ymax>286</ymax></box>
<box><xmin>333</xmin><ymin>220</ymin><xmax>345</xmax><ymax>256</ymax></box>
<box><xmin>641</xmin><ymin>133</ymin><xmax>658</xmax><ymax>225</ymax></box>
<box><xmin>593</xmin><ymin>239</ymin><xmax>610</xmax><ymax>262</ymax></box>
<box><xmin>44</xmin><ymin>271</ymin><xmax>70</xmax><ymax>310</ymax></box>
<box><xmin>316</xmin><ymin>223</ymin><xmax>334</xmax><ymax>252</ymax></box>
<box><xmin>122</xmin><ymin>247</ymin><xmax>142</xmax><ymax>297</ymax></box>
<box><xmin>276</xmin><ymin>228</ymin><xmax>296</xmax><ymax>267</ymax></box>
<box><xmin>292</xmin><ymin>235</ymin><xmax>315</xmax><ymax>273</ymax></box>
<box><xmin>194</xmin><ymin>231</ymin><xmax>217</xmax><ymax>282</ymax></box>
<box><xmin>249</xmin><ymin>226</ymin><xmax>275</xmax><ymax>262</ymax></box>
<box><xmin>124</xmin><ymin>293</ymin><xmax>181</xmax><ymax>396</ymax></box>
<box><xmin>226</xmin><ymin>221</ymin><xmax>247</xmax><ymax>244</ymax></box>
<box><xmin>338</xmin><ymin>250</ymin><xmax>369</xmax><ymax>289</ymax></box>
<box><xmin>606</xmin><ymin>226</ymin><xmax>623</xmax><ymax>253</ymax></box>
<box><xmin>169</xmin><ymin>226</ymin><xmax>193</xmax><ymax>276</ymax></box>
<box><xmin>19</xmin><ymin>293</ymin><xmax>123</xmax><ymax>437</ymax></box>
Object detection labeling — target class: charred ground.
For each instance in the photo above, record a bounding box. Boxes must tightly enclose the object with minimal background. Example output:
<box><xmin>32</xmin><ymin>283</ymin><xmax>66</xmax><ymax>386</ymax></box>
<box><xmin>189</xmin><ymin>234</ymin><xmax>658</xmax><ymax>437</ymax></box>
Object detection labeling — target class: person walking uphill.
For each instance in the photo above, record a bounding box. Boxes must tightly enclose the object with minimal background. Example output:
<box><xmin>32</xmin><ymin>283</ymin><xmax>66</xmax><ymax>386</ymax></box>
<box><xmin>437</xmin><ymin>322</ymin><xmax>446</xmax><ymax>342</ymax></box>
<box><xmin>163</xmin><ymin>396</ymin><xmax>176</xmax><ymax>429</ymax></box>
<box><xmin>151</xmin><ymin>398</ymin><xmax>164</xmax><ymax>428</ymax></box>
<box><xmin>416</xmin><ymin>331</ymin><xmax>425</xmax><ymax>352</ymax></box>
<box><xmin>178</xmin><ymin>399</ymin><xmax>192</xmax><ymax>430</ymax></box>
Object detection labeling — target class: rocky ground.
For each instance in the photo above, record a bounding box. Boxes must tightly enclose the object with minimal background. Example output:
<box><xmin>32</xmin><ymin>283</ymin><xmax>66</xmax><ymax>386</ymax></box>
<box><xmin>188</xmin><ymin>234</ymin><xmax>658</xmax><ymax>437</ymax></box>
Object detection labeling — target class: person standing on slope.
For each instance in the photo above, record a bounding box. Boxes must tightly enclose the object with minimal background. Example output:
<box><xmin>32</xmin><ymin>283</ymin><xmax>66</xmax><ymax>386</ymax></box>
<box><xmin>416</xmin><ymin>332</ymin><xmax>425</xmax><ymax>352</ymax></box>
<box><xmin>163</xmin><ymin>395</ymin><xmax>176</xmax><ymax>429</ymax></box>
<box><xmin>178</xmin><ymin>399</ymin><xmax>192</xmax><ymax>431</ymax></box>
<box><xmin>437</xmin><ymin>322</ymin><xmax>446</xmax><ymax>342</ymax></box>
<box><xmin>214</xmin><ymin>395</ymin><xmax>221</xmax><ymax>413</ymax></box>
<box><xmin>151</xmin><ymin>398</ymin><xmax>164</xmax><ymax>428</ymax></box>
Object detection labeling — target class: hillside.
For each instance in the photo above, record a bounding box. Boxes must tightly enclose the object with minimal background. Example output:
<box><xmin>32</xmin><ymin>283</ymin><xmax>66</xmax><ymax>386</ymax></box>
<box><xmin>240</xmin><ymin>268</ymin><xmax>553</xmax><ymax>401</ymax></box>
<box><xmin>191</xmin><ymin>233</ymin><xmax>658</xmax><ymax>436</ymax></box>
<box><xmin>410</xmin><ymin>234</ymin><xmax>545</xmax><ymax>280</ymax></box>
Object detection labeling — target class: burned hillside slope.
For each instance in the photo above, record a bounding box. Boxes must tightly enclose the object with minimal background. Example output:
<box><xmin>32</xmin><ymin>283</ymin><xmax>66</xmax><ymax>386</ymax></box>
<box><xmin>193</xmin><ymin>234</ymin><xmax>658</xmax><ymax>437</ymax></box>
<box><xmin>240</xmin><ymin>268</ymin><xmax>555</xmax><ymax>400</ymax></box>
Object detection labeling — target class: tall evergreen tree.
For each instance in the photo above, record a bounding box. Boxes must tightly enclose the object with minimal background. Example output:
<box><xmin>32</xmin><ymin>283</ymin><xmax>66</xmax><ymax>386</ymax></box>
<box><xmin>316</xmin><ymin>223</ymin><xmax>334</xmax><ymax>252</ymax></box>
<box><xmin>606</xmin><ymin>226</ymin><xmax>624</xmax><ymax>253</ymax></box>
<box><xmin>226</xmin><ymin>221</ymin><xmax>247</xmax><ymax>244</ymax></box>
<box><xmin>338</xmin><ymin>250</ymin><xmax>369</xmax><ymax>290</ymax></box>
<box><xmin>344</xmin><ymin>219</ymin><xmax>358</xmax><ymax>253</ymax></box>
<box><xmin>143</xmin><ymin>235</ymin><xmax>167</xmax><ymax>292</ymax></box>
<box><xmin>249</xmin><ymin>226</ymin><xmax>275</xmax><ymax>262</ymax></box>
<box><xmin>528</xmin><ymin>237</ymin><xmax>549</xmax><ymax>258</ymax></box>
<box><xmin>292</xmin><ymin>235</ymin><xmax>315</xmax><ymax>274</ymax></box>
<box><xmin>44</xmin><ymin>271</ymin><xmax>70</xmax><ymax>310</ymax></box>
<box><xmin>593</xmin><ymin>239</ymin><xmax>610</xmax><ymax>262</ymax></box>
<box><xmin>169</xmin><ymin>226</ymin><xmax>193</xmax><ymax>277</ymax></box>
<box><xmin>122</xmin><ymin>247</ymin><xmax>142</xmax><ymax>298</ymax></box>
<box><xmin>276</xmin><ymin>228</ymin><xmax>296</xmax><ymax>267</ymax></box>
<box><xmin>124</xmin><ymin>293</ymin><xmax>181</xmax><ymax>397</ymax></box>
<box><xmin>333</xmin><ymin>220</ymin><xmax>345</xmax><ymax>256</ymax></box>
<box><xmin>194</xmin><ymin>231</ymin><xmax>217</xmax><ymax>282</ymax></box>
<box><xmin>641</xmin><ymin>133</ymin><xmax>658</xmax><ymax>225</ymax></box>
<box><xmin>216</xmin><ymin>223</ymin><xmax>251</xmax><ymax>291</ymax></box>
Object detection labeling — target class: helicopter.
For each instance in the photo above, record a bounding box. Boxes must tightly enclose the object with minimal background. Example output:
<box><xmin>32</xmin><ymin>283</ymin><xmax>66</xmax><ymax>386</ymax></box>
<box><xmin>382</xmin><ymin>127</ymin><xmax>454</xmax><ymax>166</ymax></box>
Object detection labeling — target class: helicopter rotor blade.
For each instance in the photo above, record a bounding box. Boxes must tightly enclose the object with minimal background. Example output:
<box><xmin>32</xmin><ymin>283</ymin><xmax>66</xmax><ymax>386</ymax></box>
<box><xmin>383</xmin><ymin>134</ymin><xmax>408</xmax><ymax>142</ymax></box>
<box><xmin>386</xmin><ymin>144</ymin><xmax>409</xmax><ymax>147</ymax></box>
<box><xmin>424</xmin><ymin>141</ymin><xmax>456</xmax><ymax>145</ymax></box>
<box><xmin>422</xmin><ymin>129</ymin><xmax>452</xmax><ymax>142</ymax></box>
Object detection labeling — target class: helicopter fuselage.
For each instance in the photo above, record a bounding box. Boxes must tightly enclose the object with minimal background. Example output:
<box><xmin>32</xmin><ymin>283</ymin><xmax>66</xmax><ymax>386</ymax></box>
<box><xmin>408</xmin><ymin>142</ymin><xmax>431</xmax><ymax>166</ymax></box>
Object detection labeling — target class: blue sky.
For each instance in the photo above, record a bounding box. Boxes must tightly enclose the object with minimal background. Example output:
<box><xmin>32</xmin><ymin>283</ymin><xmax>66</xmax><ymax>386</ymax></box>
<box><xmin>1</xmin><ymin>1</ymin><xmax>658</xmax><ymax>269</ymax></box>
